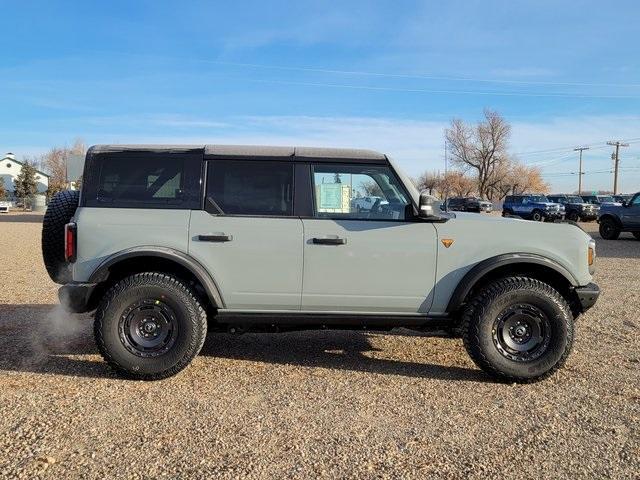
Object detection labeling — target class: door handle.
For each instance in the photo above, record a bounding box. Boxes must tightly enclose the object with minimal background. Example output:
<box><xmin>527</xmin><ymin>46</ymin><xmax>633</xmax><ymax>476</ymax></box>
<box><xmin>198</xmin><ymin>233</ymin><xmax>233</xmax><ymax>242</ymax></box>
<box><xmin>312</xmin><ymin>236</ymin><xmax>347</xmax><ymax>245</ymax></box>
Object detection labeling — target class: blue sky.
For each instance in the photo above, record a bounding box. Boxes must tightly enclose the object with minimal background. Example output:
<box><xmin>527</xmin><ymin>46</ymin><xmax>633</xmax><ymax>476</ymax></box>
<box><xmin>2</xmin><ymin>0</ymin><xmax>640</xmax><ymax>192</ymax></box>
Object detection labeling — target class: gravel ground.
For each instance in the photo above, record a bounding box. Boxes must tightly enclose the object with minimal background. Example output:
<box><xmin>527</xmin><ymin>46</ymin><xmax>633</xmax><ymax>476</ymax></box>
<box><xmin>0</xmin><ymin>214</ymin><xmax>638</xmax><ymax>479</ymax></box>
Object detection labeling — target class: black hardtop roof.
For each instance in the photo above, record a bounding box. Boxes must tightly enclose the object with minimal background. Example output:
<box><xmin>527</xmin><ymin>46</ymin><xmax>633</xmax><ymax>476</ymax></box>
<box><xmin>88</xmin><ymin>144</ymin><xmax>388</xmax><ymax>163</ymax></box>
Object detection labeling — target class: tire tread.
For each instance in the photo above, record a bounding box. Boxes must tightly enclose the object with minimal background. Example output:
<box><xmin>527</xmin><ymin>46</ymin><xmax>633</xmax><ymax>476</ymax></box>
<box><xmin>461</xmin><ymin>276</ymin><xmax>574</xmax><ymax>383</ymax></box>
<box><xmin>94</xmin><ymin>272</ymin><xmax>207</xmax><ymax>380</ymax></box>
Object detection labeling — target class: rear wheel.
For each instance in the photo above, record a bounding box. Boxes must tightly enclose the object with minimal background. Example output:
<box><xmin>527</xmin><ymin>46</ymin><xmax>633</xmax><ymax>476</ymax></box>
<box><xmin>94</xmin><ymin>272</ymin><xmax>207</xmax><ymax>380</ymax></box>
<box><xmin>461</xmin><ymin>276</ymin><xmax>573</xmax><ymax>383</ymax></box>
<box><xmin>599</xmin><ymin>218</ymin><xmax>620</xmax><ymax>240</ymax></box>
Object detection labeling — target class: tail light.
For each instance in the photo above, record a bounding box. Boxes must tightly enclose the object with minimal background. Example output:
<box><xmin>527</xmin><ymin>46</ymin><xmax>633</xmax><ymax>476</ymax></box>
<box><xmin>65</xmin><ymin>223</ymin><xmax>77</xmax><ymax>262</ymax></box>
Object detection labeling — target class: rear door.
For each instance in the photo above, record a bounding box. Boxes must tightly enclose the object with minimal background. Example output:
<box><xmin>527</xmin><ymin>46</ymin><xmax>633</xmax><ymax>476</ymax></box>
<box><xmin>188</xmin><ymin>159</ymin><xmax>303</xmax><ymax>311</ymax></box>
<box><xmin>301</xmin><ymin>162</ymin><xmax>438</xmax><ymax>313</ymax></box>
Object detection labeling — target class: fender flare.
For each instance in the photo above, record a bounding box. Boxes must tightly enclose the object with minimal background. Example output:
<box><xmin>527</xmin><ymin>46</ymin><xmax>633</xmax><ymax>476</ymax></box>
<box><xmin>89</xmin><ymin>246</ymin><xmax>225</xmax><ymax>308</ymax></box>
<box><xmin>598</xmin><ymin>213</ymin><xmax>622</xmax><ymax>227</ymax></box>
<box><xmin>446</xmin><ymin>253</ymin><xmax>578</xmax><ymax>313</ymax></box>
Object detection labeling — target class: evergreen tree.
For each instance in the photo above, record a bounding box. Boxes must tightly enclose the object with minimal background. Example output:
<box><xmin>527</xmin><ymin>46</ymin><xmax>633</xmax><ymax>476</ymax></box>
<box><xmin>13</xmin><ymin>161</ymin><xmax>38</xmax><ymax>200</ymax></box>
<box><xmin>0</xmin><ymin>177</ymin><xmax>6</xmax><ymax>199</ymax></box>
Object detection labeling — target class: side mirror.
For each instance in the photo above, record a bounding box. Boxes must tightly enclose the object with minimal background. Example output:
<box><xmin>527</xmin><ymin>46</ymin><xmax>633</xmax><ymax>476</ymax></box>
<box><xmin>418</xmin><ymin>192</ymin><xmax>443</xmax><ymax>219</ymax></box>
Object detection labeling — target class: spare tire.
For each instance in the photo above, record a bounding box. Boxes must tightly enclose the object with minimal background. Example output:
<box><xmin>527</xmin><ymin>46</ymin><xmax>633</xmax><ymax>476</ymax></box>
<box><xmin>42</xmin><ymin>190</ymin><xmax>80</xmax><ymax>284</ymax></box>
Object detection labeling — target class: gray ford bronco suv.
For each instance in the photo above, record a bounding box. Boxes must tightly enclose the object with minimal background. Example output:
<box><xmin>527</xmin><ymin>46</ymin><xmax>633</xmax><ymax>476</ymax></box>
<box><xmin>42</xmin><ymin>145</ymin><xmax>600</xmax><ymax>382</ymax></box>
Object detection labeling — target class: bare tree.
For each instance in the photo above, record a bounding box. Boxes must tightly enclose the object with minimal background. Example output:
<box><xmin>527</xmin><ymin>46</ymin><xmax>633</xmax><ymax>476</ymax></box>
<box><xmin>487</xmin><ymin>162</ymin><xmax>548</xmax><ymax>200</ymax></box>
<box><xmin>43</xmin><ymin>147</ymin><xmax>69</xmax><ymax>197</ymax></box>
<box><xmin>361</xmin><ymin>180</ymin><xmax>383</xmax><ymax>197</ymax></box>
<box><xmin>445</xmin><ymin>109</ymin><xmax>511</xmax><ymax>198</ymax></box>
<box><xmin>414</xmin><ymin>171</ymin><xmax>440</xmax><ymax>195</ymax></box>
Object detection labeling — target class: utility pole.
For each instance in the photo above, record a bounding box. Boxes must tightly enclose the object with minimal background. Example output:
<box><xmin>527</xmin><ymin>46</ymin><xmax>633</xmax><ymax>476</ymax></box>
<box><xmin>573</xmin><ymin>146</ymin><xmax>589</xmax><ymax>194</ymax></box>
<box><xmin>444</xmin><ymin>140</ymin><xmax>448</xmax><ymax>175</ymax></box>
<box><xmin>607</xmin><ymin>141</ymin><xmax>629</xmax><ymax>194</ymax></box>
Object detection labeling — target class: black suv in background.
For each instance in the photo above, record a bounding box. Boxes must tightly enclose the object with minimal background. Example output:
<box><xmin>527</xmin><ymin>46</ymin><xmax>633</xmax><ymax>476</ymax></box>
<box><xmin>446</xmin><ymin>197</ymin><xmax>486</xmax><ymax>213</ymax></box>
<box><xmin>547</xmin><ymin>194</ymin><xmax>599</xmax><ymax>222</ymax></box>
<box><xmin>613</xmin><ymin>194</ymin><xmax>632</xmax><ymax>204</ymax></box>
<box><xmin>581</xmin><ymin>194</ymin><xmax>620</xmax><ymax>207</ymax></box>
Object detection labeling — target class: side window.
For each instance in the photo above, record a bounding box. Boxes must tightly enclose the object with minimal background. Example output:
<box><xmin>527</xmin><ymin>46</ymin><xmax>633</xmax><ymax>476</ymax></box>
<box><xmin>311</xmin><ymin>164</ymin><xmax>410</xmax><ymax>220</ymax></box>
<box><xmin>97</xmin><ymin>156</ymin><xmax>184</xmax><ymax>204</ymax></box>
<box><xmin>207</xmin><ymin>160</ymin><xmax>294</xmax><ymax>216</ymax></box>
<box><xmin>631</xmin><ymin>195</ymin><xmax>640</xmax><ymax>206</ymax></box>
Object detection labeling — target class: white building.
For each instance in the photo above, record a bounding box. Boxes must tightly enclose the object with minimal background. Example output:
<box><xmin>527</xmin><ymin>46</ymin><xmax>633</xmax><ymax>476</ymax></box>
<box><xmin>0</xmin><ymin>152</ymin><xmax>50</xmax><ymax>197</ymax></box>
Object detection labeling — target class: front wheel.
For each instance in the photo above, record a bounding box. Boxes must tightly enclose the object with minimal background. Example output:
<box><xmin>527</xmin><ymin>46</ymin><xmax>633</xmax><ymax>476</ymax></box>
<box><xmin>461</xmin><ymin>276</ymin><xmax>573</xmax><ymax>383</ymax></box>
<box><xmin>531</xmin><ymin>210</ymin><xmax>544</xmax><ymax>222</ymax></box>
<box><xmin>567</xmin><ymin>210</ymin><xmax>580</xmax><ymax>222</ymax></box>
<box><xmin>94</xmin><ymin>272</ymin><xmax>207</xmax><ymax>380</ymax></box>
<box><xmin>633</xmin><ymin>232</ymin><xmax>640</xmax><ymax>240</ymax></box>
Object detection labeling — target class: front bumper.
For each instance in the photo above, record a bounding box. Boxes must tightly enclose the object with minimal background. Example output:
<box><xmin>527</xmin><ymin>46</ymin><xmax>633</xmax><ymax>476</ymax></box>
<box><xmin>543</xmin><ymin>211</ymin><xmax>564</xmax><ymax>220</ymax></box>
<box><xmin>58</xmin><ymin>283</ymin><xmax>98</xmax><ymax>313</ymax></box>
<box><xmin>574</xmin><ymin>282</ymin><xmax>600</xmax><ymax>312</ymax></box>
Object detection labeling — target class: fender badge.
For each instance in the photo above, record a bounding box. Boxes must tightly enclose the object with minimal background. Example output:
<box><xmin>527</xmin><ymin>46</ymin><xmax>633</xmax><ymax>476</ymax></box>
<box><xmin>441</xmin><ymin>239</ymin><xmax>454</xmax><ymax>248</ymax></box>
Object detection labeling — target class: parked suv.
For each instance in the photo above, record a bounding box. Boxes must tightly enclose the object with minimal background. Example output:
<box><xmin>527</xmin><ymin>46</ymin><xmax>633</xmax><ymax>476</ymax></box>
<box><xmin>445</xmin><ymin>197</ymin><xmax>493</xmax><ymax>213</ymax></box>
<box><xmin>446</xmin><ymin>197</ymin><xmax>482</xmax><ymax>212</ymax></box>
<box><xmin>351</xmin><ymin>195</ymin><xmax>388</xmax><ymax>212</ymax></box>
<box><xmin>547</xmin><ymin>194</ymin><xmax>599</xmax><ymax>222</ymax></box>
<box><xmin>42</xmin><ymin>145</ymin><xmax>599</xmax><ymax>383</ymax></box>
<box><xmin>597</xmin><ymin>192</ymin><xmax>640</xmax><ymax>240</ymax></box>
<box><xmin>502</xmin><ymin>194</ymin><xmax>564</xmax><ymax>221</ymax></box>
<box><xmin>581</xmin><ymin>194</ymin><xmax>621</xmax><ymax>207</ymax></box>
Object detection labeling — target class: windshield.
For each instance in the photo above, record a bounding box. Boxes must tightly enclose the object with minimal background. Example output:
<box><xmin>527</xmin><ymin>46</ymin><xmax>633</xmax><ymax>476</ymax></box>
<box><xmin>598</xmin><ymin>196</ymin><xmax>615</xmax><ymax>203</ymax></box>
<box><xmin>567</xmin><ymin>196</ymin><xmax>584</xmax><ymax>203</ymax></box>
<box><xmin>528</xmin><ymin>195</ymin><xmax>549</xmax><ymax>202</ymax></box>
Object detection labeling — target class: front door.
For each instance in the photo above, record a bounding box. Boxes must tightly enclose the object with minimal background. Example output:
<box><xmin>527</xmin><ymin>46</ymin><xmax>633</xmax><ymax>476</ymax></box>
<box><xmin>189</xmin><ymin>159</ymin><xmax>303</xmax><ymax>311</ymax></box>
<box><xmin>301</xmin><ymin>163</ymin><xmax>438</xmax><ymax>313</ymax></box>
<box><xmin>621</xmin><ymin>193</ymin><xmax>640</xmax><ymax>228</ymax></box>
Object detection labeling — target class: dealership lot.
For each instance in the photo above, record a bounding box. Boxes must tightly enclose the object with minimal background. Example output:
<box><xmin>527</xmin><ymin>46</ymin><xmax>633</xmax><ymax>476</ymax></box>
<box><xmin>0</xmin><ymin>214</ymin><xmax>638</xmax><ymax>479</ymax></box>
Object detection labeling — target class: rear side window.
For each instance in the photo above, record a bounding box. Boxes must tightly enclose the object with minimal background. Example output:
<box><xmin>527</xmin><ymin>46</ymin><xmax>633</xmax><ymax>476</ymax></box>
<box><xmin>83</xmin><ymin>150</ymin><xmax>202</xmax><ymax>209</ymax></box>
<box><xmin>207</xmin><ymin>160</ymin><xmax>294</xmax><ymax>216</ymax></box>
<box><xmin>98</xmin><ymin>157</ymin><xmax>183</xmax><ymax>202</ymax></box>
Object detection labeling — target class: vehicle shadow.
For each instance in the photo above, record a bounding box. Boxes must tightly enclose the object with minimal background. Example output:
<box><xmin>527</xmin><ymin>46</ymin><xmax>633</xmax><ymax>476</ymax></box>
<box><xmin>0</xmin><ymin>304</ymin><xmax>490</xmax><ymax>383</ymax></box>
<box><xmin>200</xmin><ymin>330</ymin><xmax>490</xmax><ymax>383</ymax></box>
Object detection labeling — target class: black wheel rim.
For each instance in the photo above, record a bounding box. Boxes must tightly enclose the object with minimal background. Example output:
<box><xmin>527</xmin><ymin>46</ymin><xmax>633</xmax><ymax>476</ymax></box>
<box><xmin>533</xmin><ymin>212</ymin><xmax>542</xmax><ymax>221</ymax></box>
<box><xmin>602</xmin><ymin>222</ymin><xmax>613</xmax><ymax>237</ymax></box>
<box><xmin>492</xmin><ymin>304</ymin><xmax>551</xmax><ymax>362</ymax></box>
<box><xmin>118</xmin><ymin>299</ymin><xmax>178</xmax><ymax>357</ymax></box>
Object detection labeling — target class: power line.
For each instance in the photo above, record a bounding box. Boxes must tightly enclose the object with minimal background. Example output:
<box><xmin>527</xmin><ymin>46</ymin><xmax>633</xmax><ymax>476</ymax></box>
<box><xmin>248</xmin><ymin>78</ymin><xmax>640</xmax><ymax>99</ymax></box>
<box><xmin>516</xmin><ymin>137</ymin><xmax>640</xmax><ymax>158</ymax></box>
<box><xmin>204</xmin><ymin>60</ymin><xmax>640</xmax><ymax>89</ymax></box>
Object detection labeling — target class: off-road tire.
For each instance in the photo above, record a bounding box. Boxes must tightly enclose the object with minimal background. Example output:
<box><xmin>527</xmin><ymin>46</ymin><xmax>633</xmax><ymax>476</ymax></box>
<box><xmin>599</xmin><ymin>217</ymin><xmax>620</xmax><ymax>240</ymax></box>
<box><xmin>633</xmin><ymin>232</ymin><xmax>640</xmax><ymax>240</ymax></box>
<box><xmin>567</xmin><ymin>210</ymin><xmax>580</xmax><ymax>222</ymax></box>
<box><xmin>531</xmin><ymin>209</ymin><xmax>544</xmax><ymax>222</ymax></box>
<box><xmin>461</xmin><ymin>276</ymin><xmax>574</xmax><ymax>383</ymax></box>
<box><xmin>41</xmin><ymin>190</ymin><xmax>80</xmax><ymax>284</ymax></box>
<box><xmin>94</xmin><ymin>272</ymin><xmax>207</xmax><ymax>380</ymax></box>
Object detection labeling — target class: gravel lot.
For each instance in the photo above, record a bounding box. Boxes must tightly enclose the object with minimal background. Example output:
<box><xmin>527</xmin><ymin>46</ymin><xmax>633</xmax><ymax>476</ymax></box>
<box><xmin>0</xmin><ymin>213</ymin><xmax>638</xmax><ymax>479</ymax></box>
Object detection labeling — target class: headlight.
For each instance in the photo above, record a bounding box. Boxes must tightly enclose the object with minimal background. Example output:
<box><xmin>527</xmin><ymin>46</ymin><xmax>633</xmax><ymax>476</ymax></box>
<box><xmin>588</xmin><ymin>239</ymin><xmax>596</xmax><ymax>274</ymax></box>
